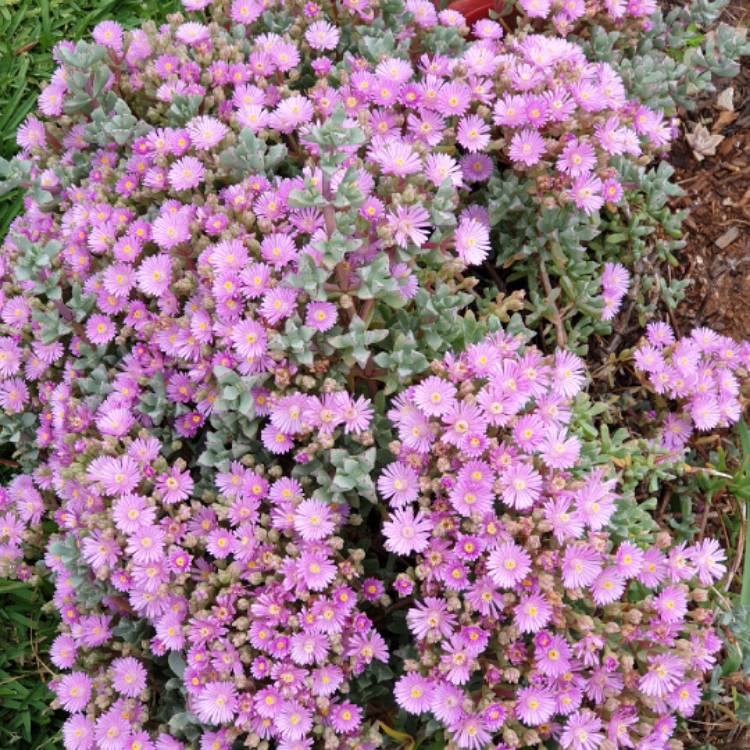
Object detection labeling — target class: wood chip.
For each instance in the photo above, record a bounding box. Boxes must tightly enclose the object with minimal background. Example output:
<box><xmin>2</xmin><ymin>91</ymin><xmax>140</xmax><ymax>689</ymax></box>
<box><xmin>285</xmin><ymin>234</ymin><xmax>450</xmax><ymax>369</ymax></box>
<box><xmin>715</xmin><ymin>226</ymin><xmax>741</xmax><ymax>250</ymax></box>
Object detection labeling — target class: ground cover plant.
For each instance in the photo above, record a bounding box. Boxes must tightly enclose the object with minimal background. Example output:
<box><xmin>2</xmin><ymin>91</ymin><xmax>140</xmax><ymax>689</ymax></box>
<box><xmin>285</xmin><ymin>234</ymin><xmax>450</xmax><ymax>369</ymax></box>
<box><xmin>0</xmin><ymin>0</ymin><xmax>748</xmax><ymax>749</ymax></box>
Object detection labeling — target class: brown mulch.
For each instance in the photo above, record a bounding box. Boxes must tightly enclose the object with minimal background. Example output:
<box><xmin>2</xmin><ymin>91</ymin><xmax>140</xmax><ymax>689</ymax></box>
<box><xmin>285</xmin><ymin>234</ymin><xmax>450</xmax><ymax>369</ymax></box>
<box><xmin>672</xmin><ymin>0</ymin><xmax>750</xmax><ymax>340</ymax></box>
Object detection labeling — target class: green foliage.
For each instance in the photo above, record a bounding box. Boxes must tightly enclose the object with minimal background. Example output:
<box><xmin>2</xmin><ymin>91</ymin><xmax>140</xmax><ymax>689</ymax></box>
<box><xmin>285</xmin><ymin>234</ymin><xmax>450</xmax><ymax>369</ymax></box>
<box><xmin>0</xmin><ymin>579</ymin><xmax>61</xmax><ymax>750</ymax></box>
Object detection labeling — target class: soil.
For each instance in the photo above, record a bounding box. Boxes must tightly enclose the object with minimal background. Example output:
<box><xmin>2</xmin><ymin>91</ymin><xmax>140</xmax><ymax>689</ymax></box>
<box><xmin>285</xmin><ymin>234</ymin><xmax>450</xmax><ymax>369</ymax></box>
<box><xmin>666</xmin><ymin>5</ymin><xmax>750</xmax><ymax>748</ymax></box>
<box><xmin>671</xmin><ymin>0</ymin><xmax>750</xmax><ymax>341</ymax></box>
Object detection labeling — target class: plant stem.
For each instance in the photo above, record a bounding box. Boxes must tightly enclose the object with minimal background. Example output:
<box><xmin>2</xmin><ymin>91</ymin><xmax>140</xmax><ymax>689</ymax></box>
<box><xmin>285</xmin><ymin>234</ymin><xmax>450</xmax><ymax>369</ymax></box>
<box><xmin>538</xmin><ymin>256</ymin><xmax>566</xmax><ymax>348</ymax></box>
<box><xmin>740</xmin><ymin>497</ymin><xmax>750</xmax><ymax>615</ymax></box>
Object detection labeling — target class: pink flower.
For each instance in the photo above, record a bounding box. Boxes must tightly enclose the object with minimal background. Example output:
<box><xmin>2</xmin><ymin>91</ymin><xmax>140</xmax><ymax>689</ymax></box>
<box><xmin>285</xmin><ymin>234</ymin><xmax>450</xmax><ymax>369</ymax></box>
<box><xmin>151</xmin><ymin>212</ymin><xmax>190</xmax><ymax>249</ymax></box>
<box><xmin>562</xmin><ymin>544</ymin><xmax>603</xmax><ymax>589</ymax></box>
<box><xmin>487</xmin><ymin>541</ymin><xmax>531</xmax><ymax>588</ymax></box>
<box><xmin>560</xmin><ymin>709</ymin><xmax>604</xmax><ymax>750</ymax></box>
<box><xmin>591</xmin><ymin>567</ymin><xmax>626</xmax><ymax>605</ymax></box>
<box><xmin>275</xmin><ymin>701</ymin><xmax>312</xmax><ymax>740</ymax></box>
<box><xmin>186</xmin><ymin>116</ymin><xmax>228</xmax><ymax>150</ymax></box>
<box><xmin>395</xmin><ymin>672</ymin><xmax>433</xmax><ymax>714</ymax></box>
<box><xmin>688</xmin><ymin>538</ymin><xmax>727</xmax><ymax>584</ymax></box>
<box><xmin>557</xmin><ymin>138</ymin><xmax>597</xmax><ymax>176</ymax></box>
<box><xmin>86</xmin><ymin>314</ymin><xmax>115</xmax><ymax>345</ymax></box>
<box><xmin>194</xmin><ymin>681</ymin><xmax>237</xmax><ymax>724</ymax></box>
<box><xmin>298</xmin><ymin>550</ymin><xmax>336</xmax><ymax>590</ymax></box>
<box><xmin>370</xmin><ymin>140</ymin><xmax>422</xmax><ymax>177</ymax></box>
<box><xmin>62</xmin><ymin>715</ymin><xmax>95</xmax><ymax>750</ymax></box>
<box><xmin>293</xmin><ymin>499</ymin><xmax>334</xmax><ymax>541</ymax></box>
<box><xmin>57</xmin><ymin>671</ymin><xmax>92</xmax><ymax>713</ymax></box>
<box><xmin>155</xmin><ymin>467</ymin><xmax>194</xmax><ymax>505</ymax></box>
<box><xmin>168</xmin><ymin>155</ymin><xmax>204</xmax><ymax>190</ymax></box>
<box><xmin>92</xmin><ymin>21</ymin><xmax>123</xmax><ymax>52</ymax></box>
<box><xmin>500</xmin><ymin>462</ymin><xmax>542</xmax><ymax>509</ymax></box>
<box><xmin>387</xmin><ymin>204</ymin><xmax>431</xmax><ymax>248</ymax></box>
<box><xmin>377</xmin><ymin>462</ymin><xmax>419</xmax><ymax>507</ymax></box>
<box><xmin>570</xmin><ymin>174</ymin><xmax>604</xmax><ymax>215</ymax></box>
<box><xmin>508</xmin><ymin>128</ymin><xmax>546</xmax><ymax>166</ymax></box>
<box><xmin>305</xmin><ymin>20</ymin><xmax>340</xmax><ymax>50</ymax></box>
<box><xmin>455</xmin><ymin>217</ymin><xmax>490</xmax><ymax>265</ymax></box>
<box><xmin>110</xmin><ymin>656</ymin><xmax>147</xmax><ymax>698</ymax></box>
<box><xmin>515</xmin><ymin>686</ymin><xmax>556</xmax><ymax>726</ymax></box>
<box><xmin>654</xmin><ymin>585</ymin><xmax>688</xmax><ymax>623</ymax></box>
<box><xmin>457</xmin><ymin>115</ymin><xmax>490</xmax><ymax>152</ymax></box>
<box><xmin>305</xmin><ymin>301</ymin><xmax>337</xmax><ymax>332</ymax></box>
<box><xmin>514</xmin><ymin>593</ymin><xmax>553</xmax><ymax>633</ymax></box>
<box><xmin>383</xmin><ymin>507</ymin><xmax>433</xmax><ymax>555</ymax></box>
<box><xmin>136</xmin><ymin>254</ymin><xmax>172</xmax><ymax>295</ymax></box>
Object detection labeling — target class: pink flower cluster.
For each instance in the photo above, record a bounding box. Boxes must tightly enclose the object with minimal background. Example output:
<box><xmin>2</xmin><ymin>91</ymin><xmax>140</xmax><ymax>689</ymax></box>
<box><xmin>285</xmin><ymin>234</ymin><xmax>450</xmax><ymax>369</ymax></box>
<box><xmin>634</xmin><ymin>323</ymin><xmax>750</xmax><ymax>450</ymax></box>
<box><xmin>518</xmin><ymin>0</ymin><xmax>659</xmax><ymax>34</ymax></box>
<box><xmin>0</xmin><ymin>477</ymin><xmax>43</xmax><ymax>578</ymax></box>
<box><xmin>379</xmin><ymin>331</ymin><xmax>726</xmax><ymax>750</ymax></box>
<box><xmin>46</xmin><ymin>431</ymin><xmax>387</xmax><ymax>750</ymax></box>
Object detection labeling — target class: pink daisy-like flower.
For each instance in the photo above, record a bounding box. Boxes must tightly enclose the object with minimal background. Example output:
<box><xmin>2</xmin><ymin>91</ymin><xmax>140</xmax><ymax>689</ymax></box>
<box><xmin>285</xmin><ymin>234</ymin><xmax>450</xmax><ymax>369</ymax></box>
<box><xmin>539</xmin><ymin>427</ymin><xmax>581</xmax><ymax>469</ymax></box>
<box><xmin>151</xmin><ymin>212</ymin><xmax>190</xmax><ymax>249</ymax></box>
<box><xmin>330</xmin><ymin>702</ymin><xmax>362</xmax><ymax>734</ymax></box>
<box><xmin>62</xmin><ymin>714</ymin><xmax>95</xmax><ymax>750</ymax></box>
<box><xmin>557</xmin><ymin>138</ymin><xmax>597</xmax><ymax>177</ymax></box>
<box><xmin>377</xmin><ymin>462</ymin><xmax>419</xmax><ymax>507</ymax></box>
<box><xmin>86</xmin><ymin>455</ymin><xmax>141</xmax><ymax>496</ymax></box>
<box><xmin>668</xmin><ymin>680</ymin><xmax>701</xmax><ymax>717</ymax></box>
<box><xmin>639</xmin><ymin>653</ymin><xmax>685</xmax><ymax>698</ymax></box>
<box><xmin>455</xmin><ymin>217</ymin><xmax>490</xmax><ymax>265</ymax></box>
<box><xmin>500</xmin><ymin>462</ymin><xmax>542</xmax><ymax>510</ymax></box>
<box><xmin>293</xmin><ymin>498</ymin><xmax>334</xmax><ymax>541</ymax></box>
<box><xmin>155</xmin><ymin>467</ymin><xmax>194</xmax><ymax>505</ymax></box>
<box><xmin>395</xmin><ymin>672</ymin><xmax>433</xmax><ymax>714</ymax></box>
<box><xmin>305</xmin><ymin>20</ymin><xmax>340</xmax><ymax>50</ymax></box>
<box><xmin>136</xmin><ymin>254</ymin><xmax>172</xmax><ymax>296</ymax></box>
<box><xmin>562</xmin><ymin>544</ymin><xmax>603</xmax><ymax>589</ymax></box>
<box><xmin>371</xmin><ymin>139</ymin><xmax>422</xmax><ymax>177</ymax></box>
<box><xmin>654</xmin><ymin>585</ymin><xmax>688</xmax><ymax>623</ymax></box>
<box><xmin>515</xmin><ymin>686</ymin><xmax>556</xmax><ymax>726</ymax></box>
<box><xmin>298</xmin><ymin>550</ymin><xmax>336</xmax><ymax>591</ymax></box>
<box><xmin>56</xmin><ymin>671</ymin><xmax>92</xmax><ymax>713</ymax></box>
<box><xmin>275</xmin><ymin>701</ymin><xmax>313</xmax><ymax>740</ymax></box>
<box><xmin>456</xmin><ymin>115</ymin><xmax>491</xmax><ymax>153</ymax></box>
<box><xmin>383</xmin><ymin>507</ymin><xmax>433</xmax><ymax>555</ymax></box>
<box><xmin>186</xmin><ymin>116</ymin><xmax>228</xmax><ymax>150</ymax></box>
<box><xmin>560</xmin><ymin>709</ymin><xmax>604</xmax><ymax>750</ymax></box>
<box><xmin>305</xmin><ymin>301</ymin><xmax>337</xmax><ymax>332</ymax></box>
<box><xmin>230</xmin><ymin>0</ymin><xmax>263</xmax><ymax>24</ymax></box>
<box><xmin>86</xmin><ymin>314</ymin><xmax>116</xmax><ymax>345</ymax></box>
<box><xmin>688</xmin><ymin>538</ymin><xmax>727</xmax><ymax>584</ymax></box>
<box><xmin>413</xmin><ymin>376</ymin><xmax>457</xmax><ymax>417</ymax></box>
<box><xmin>453</xmin><ymin>714</ymin><xmax>492</xmax><ymax>750</ymax></box>
<box><xmin>487</xmin><ymin>541</ymin><xmax>531</xmax><ymax>588</ymax></box>
<box><xmin>508</xmin><ymin>128</ymin><xmax>546</xmax><ymax>166</ymax></box>
<box><xmin>387</xmin><ymin>204</ymin><xmax>431</xmax><ymax>248</ymax></box>
<box><xmin>168</xmin><ymin>155</ymin><xmax>204</xmax><ymax>191</ymax></box>
<box><xmin>92</xmin><ymin>20</ymin><xmax>123</xmax><ymax>52</ymax></box>
<box><xmin>110</xmin><ymin>656</ymin><xmax>147</xmax><ymax>698</ymax></box>
<box><xmin>514</xmin><ymin>593</ymin><xmax>553</xmax><ymax>633</ymax></box>
<box><xmin>591</xmin><ymin>567</ymin><xmax>626</xmax><ymax>605</ymax></box>
<box><xmin>194</xmin><ymin>681</ymin><xmax>237</xmax><ymax>724</ymax></box>
<box><xmin>570</xmin><ymin>174</ymin><xmax>604</xmax><ymax>215</ymax></box>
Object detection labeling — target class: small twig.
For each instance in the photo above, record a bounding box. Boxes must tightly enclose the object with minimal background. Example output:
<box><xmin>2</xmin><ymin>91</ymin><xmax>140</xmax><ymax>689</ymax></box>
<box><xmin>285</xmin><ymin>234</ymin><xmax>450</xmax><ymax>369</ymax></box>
<box><xmin>538</xmin><ymin>256</ymin><xmax>566</xmax><ymax>348</ymax></box>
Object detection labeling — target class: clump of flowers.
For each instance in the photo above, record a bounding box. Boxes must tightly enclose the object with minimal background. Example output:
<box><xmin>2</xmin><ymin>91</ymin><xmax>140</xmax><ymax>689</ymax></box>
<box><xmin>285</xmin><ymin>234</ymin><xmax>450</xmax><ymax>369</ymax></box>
<box><xmin>0</xmin><ymin>0</ymin><xmax>744</xmax><ymax>747</ymax></box>
<box><xmin>379</xmin><ymin>330</ymin><xmax>726</xmax><ymax>749</ymax></box>
<box><xmin>0</xmin><ymin>477</ymin><xmax>42</xmax><ymax>579</ymax></box>
<box><xmin>634</xmin><ymin>323</ymin><xmax>750</xmax><ymax>450</ymax></box>
<box><xmin>45</xmin><ymin>404</ymin><xmax>386</xmax><ymax>749</ymax></box>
